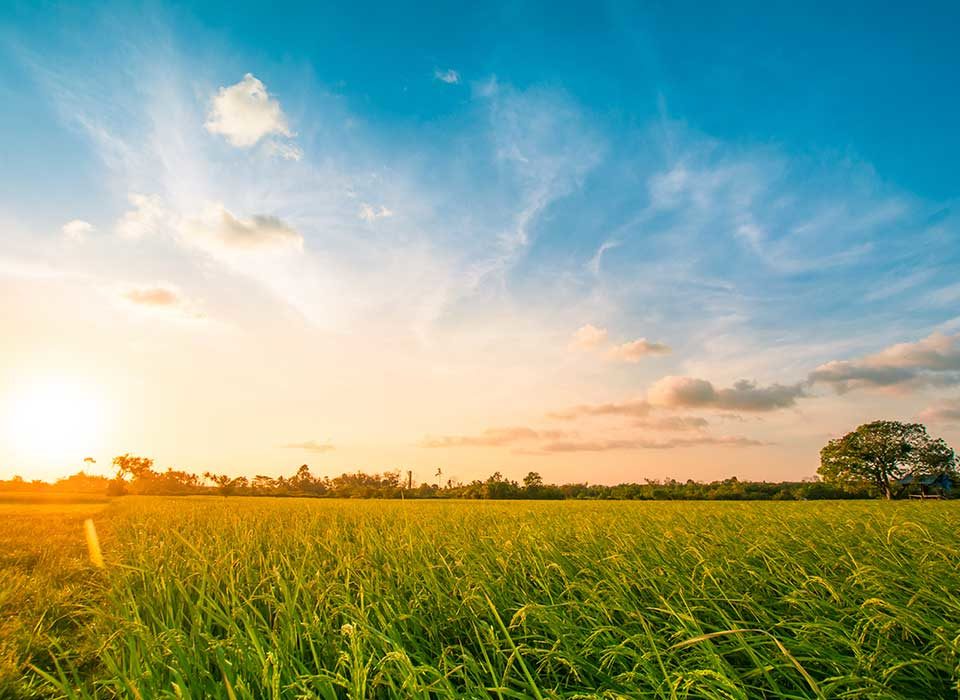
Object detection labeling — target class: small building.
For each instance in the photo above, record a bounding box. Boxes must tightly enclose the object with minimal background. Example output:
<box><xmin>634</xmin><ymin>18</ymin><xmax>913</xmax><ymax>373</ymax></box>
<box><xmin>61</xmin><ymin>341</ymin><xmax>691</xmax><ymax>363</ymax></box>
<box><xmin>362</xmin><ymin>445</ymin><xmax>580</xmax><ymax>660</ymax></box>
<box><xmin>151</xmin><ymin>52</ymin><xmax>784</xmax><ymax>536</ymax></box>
<box><xmin>897</xmin><ymin>472</ymin><xmax>954</xmax><ymax>499</ymax></box>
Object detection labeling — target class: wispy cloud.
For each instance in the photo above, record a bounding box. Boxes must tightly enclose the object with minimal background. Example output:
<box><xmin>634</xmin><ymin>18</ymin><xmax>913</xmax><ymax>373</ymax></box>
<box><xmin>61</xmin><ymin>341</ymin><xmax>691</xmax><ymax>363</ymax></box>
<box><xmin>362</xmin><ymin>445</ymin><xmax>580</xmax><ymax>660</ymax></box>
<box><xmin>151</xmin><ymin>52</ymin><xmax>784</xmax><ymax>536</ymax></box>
<box><xmin>62</xmin><ymin>219</ymin><xmax>94</xmax><ymax>242</ymax></box>
<box><xmin>534</xmin><ymin>435</ymin><xmax>764</xmax><ymax>452</ymax></box>
<box><xmin>263</xmin><ymin>140</ymin><xmax>303</xmax><ymax>162</ymax></box>
<box><xmin>549</xmin><ymin>399</ymin><xmax>651</xmax><ymax>420</ymax></box>
<box><xmin>570</xmin><ymin>323</ymin><xmax>608</xmax><ymax>350</ymax></box>
<box><xmin>434</xmin><ymin>68</ymin><xmax>460</xmax><ymax>84</ymax></box>
<box><xmin>420</xmin><ymin>426</ymin><xmax>568</xmax><ymax>448</ymax></box>
<box><xmin>281</xmin><ymin>440</ymin><xmax>335</xmax><ymax>453</ymax></box>
<box><xmin>358</xmin><ymin>203</ymin><xmax>394</xmax><ymax>222</ymax></box>
<box><xmin>635</xmin><ymin>416</ymin><xmax>709</xmax><ymax>431</ymax></box>
<box><xmin>587</xmin><ymin>239</ymin><xmax>621</xmax><ymax>275</ymax></box>
<box><xmin>116</xmin><ymin>194</ymin><xmax>166</xmax><ymax>239</ymax></box>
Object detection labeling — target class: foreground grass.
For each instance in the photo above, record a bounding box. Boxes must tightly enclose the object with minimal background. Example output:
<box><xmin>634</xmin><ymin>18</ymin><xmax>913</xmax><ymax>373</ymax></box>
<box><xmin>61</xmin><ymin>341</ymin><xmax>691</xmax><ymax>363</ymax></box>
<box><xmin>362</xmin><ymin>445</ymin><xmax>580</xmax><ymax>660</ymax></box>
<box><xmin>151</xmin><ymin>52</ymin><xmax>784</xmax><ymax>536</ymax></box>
<box><xmin>0</xmin><ymin>501</ymin><xmax>108</xmax><ymax>698</ymax></box>
<box><xmin>5</xmin><ymin>498</ymin><xmax>960</xmax><ymax>698</ymax></box>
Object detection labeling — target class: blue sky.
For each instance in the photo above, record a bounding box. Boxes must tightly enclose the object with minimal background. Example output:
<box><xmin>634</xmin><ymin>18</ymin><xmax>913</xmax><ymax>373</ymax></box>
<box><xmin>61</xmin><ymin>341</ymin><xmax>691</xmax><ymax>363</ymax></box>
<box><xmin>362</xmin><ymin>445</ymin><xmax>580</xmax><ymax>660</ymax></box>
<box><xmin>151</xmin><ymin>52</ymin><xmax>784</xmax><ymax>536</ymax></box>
<box><xmin>1</xmin><ymin>1</ymin><xmax>958</xmax><ymax>482</ymax></box>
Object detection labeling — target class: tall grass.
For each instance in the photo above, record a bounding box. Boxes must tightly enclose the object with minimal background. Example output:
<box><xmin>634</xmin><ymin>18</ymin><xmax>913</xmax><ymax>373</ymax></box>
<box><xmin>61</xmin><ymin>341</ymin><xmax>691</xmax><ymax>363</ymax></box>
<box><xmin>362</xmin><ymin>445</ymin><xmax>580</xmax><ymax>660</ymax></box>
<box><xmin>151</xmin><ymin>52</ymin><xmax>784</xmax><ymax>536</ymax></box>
<box><xmin>0</xmin><ymin>502</ymin><xmax>108</xmax><ymax>697</ymax></box>
<box><xmin>11</xmin><ymin>498</ymin><xmax>960</xmax><ymax>697</ymax></box>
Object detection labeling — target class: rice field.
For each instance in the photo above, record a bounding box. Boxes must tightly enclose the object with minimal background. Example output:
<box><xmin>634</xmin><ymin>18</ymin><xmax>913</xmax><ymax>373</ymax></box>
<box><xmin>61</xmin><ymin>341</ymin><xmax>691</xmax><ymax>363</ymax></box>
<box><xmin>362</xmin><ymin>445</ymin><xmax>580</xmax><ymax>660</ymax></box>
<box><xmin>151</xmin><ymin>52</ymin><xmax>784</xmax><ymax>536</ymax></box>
<box><xmin>4</xmin><ymin>497</ymin><xmax>960</xmax><ymax>698</ymax></box>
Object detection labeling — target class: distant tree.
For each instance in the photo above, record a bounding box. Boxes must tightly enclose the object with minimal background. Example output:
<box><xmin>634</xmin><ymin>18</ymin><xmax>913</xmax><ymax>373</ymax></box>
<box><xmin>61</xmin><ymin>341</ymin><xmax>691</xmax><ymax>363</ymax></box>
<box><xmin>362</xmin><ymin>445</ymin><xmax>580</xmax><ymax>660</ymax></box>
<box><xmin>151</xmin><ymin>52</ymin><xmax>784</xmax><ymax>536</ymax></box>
<box><xmin>483</xmin><ymin>471</ymin><xmax>519</xmax><ymax>499</ymax></box>
<box><xmin>112</xmin><ymin>454</ymin><xmax>155</xmax><ymax>480</ymax></box>
<box><xmin>818</xmin><ymin>421</ymin><xmax>957</xmax><ymax>499</ymax></box>
<box><xmin>203</xmin><ymin>471</ymin><xmax>233</xmax><ymax>495</ymax></box>
<box><xmin>252</xmin><ymin>475</ymin><xmax>277</xmax><ymax>493</ymax></box>
<box><xmin>292</xmin><ymin>464</ymin><xmax>316</xmax><ymax>492</ymax></box>
<box><xmin>523</xmin><ymin>472</ymin><xmax>544</xmax><ymax>490</ymax></box>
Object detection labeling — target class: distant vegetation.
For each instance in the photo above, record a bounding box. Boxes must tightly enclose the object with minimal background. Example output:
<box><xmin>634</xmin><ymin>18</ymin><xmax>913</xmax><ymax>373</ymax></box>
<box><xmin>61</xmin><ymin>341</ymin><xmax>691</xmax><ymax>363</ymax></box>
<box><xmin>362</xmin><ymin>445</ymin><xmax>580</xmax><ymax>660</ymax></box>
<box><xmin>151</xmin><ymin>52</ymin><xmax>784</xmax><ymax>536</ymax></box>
<box><xmin>0</xmin><ymin>461</ymin><xmax>876</xmax><ymax>501</ymax></box>
<box><xmin>819</xmin><ymin>420</ymin><xmax>956</xmax><ymax>498</ymax></box>
<box><xmin>2</xmin><ymin>421</ymin><xmax>955</xmax><ymax>501</ymax></box>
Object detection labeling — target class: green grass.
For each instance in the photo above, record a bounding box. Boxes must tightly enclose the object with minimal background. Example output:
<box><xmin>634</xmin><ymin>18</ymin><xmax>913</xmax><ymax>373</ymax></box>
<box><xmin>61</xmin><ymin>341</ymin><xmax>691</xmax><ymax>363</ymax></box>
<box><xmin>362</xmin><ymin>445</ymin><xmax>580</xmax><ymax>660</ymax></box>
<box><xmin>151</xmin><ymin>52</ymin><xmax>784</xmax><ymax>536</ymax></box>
<box><xmin>4</xmin><ymin>498</ymin><xmax>960</xmax><ymax>698</ymax></box>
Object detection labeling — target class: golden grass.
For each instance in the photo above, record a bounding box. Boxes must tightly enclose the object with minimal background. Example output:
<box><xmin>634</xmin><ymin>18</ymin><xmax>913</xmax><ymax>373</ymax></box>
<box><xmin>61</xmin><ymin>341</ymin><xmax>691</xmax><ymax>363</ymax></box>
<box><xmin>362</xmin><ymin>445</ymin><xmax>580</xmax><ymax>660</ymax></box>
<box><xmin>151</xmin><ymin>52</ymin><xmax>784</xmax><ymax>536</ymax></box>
<box><xmin>5</xmin><ymin>497</ymin><xmax>960</xmax><ymax>698</ymax></box>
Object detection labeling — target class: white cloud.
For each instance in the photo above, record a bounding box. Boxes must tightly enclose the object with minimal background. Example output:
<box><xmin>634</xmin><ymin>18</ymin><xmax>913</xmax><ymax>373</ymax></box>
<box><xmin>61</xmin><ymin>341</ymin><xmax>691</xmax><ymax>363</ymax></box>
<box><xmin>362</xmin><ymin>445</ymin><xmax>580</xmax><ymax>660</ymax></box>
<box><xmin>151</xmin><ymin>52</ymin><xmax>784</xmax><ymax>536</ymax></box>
<box><xmin>180</xmin><ymin>204</ymin><xmax>303</xmax><ymax>253</ymax></box>
<box><xmin>648</xmin><ymin>376</ymin><xmax>805</xmax><ymax>412</ymax></box>
<box><xmin>62</xmin><ymin>219</ymin><xmax>94</xmax><ymax>241</ymax></box>
<box><xmin>434</xmin><ymin>68</ymin><xmax>460</xmax><ymax>84</ymax></box>
<box><xmin>809</xmin><ymin>332</ymin><xmax>960</xmax><ymax>393</ymax></box>
<box><xmin>571</xmin><ymin>323</ymin><xmax>608</xmax><ymax>350</ymax></box>
<box><xmin>116</xmin><ymin>193</ymin><xmax>166</xmax><ymax>239</ymax></box>
<box><xmin>205</xmin><ymin>73</ymin><xmax>293</xmax><ymax>147</ymax></box>
<box><xmin>359</xmin><ymin>203</ymin><xmax>394</xmax><ymax>222</ymax></box>
<box><xmin>607</xmin><ymin>338</ymin><xmax>671</xmax><ymax>362</ymax></box>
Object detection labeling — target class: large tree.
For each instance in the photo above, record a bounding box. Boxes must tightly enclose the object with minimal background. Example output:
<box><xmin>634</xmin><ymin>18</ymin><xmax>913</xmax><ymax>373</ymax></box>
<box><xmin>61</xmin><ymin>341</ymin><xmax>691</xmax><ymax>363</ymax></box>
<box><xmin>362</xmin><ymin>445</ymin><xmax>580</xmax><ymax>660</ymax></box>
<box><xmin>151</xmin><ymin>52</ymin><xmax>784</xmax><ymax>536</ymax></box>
<box><xmin>112</xmin><ymin>453</ymin><xmax>155</xmax><ymax>480</ymax></box>
<box><xmin>818</xmin><ymin>421</ymin><xmax>957</xmax><ymax>499</ymax></box>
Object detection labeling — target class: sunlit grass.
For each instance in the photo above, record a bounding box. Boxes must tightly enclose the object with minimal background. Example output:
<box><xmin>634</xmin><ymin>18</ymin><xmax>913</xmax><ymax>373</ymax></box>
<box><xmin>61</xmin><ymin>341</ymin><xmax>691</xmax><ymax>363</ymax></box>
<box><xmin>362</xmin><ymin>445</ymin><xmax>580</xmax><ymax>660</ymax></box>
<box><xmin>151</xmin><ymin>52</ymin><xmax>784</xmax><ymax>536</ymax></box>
<box><xmin>0</xmin><ymin>501</ymin><xmax>108</xmax><ymax>697</ymax></box>
<box><xmin>5</xmin><ymin>498</ymin><xmax>960</xmax><ymax>697</ymax></box>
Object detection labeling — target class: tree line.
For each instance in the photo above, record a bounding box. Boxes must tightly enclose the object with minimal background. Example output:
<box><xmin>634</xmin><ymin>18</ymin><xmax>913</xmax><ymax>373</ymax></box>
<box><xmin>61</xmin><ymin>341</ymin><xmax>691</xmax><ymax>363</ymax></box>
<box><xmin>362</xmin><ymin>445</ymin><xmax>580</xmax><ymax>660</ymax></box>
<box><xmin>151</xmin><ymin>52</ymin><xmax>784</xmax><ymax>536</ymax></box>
<box><xmin>2</xmin><ymin>421</ymin><xmax>955</xmax><ymax>501</ymax></box>
<box><xmin>0</xmin><ymin>458</ymin><xmax>886</xmax><ymax>501</ymax></box>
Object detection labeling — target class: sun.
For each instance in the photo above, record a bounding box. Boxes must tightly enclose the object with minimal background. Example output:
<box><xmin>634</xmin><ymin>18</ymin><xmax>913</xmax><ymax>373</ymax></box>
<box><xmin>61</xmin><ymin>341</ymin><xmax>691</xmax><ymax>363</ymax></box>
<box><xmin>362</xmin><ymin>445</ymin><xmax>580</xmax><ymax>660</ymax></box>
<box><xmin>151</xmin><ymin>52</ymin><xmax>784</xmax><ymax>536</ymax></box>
<box><xmin>2</xmin><ymin>377</ymin><xmax>105</xmax><ymax>467</ymax></box>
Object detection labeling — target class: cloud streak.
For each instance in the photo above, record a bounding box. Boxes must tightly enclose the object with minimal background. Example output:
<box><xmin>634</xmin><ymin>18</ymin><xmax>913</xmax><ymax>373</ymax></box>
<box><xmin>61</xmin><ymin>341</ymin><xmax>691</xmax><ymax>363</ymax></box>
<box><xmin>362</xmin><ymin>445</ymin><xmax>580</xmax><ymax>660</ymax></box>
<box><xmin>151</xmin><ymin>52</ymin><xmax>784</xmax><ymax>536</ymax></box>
<box><xmin>534</xmin><ymin>435</ymin><xmax>764</xmax><ymax>453</ymax></box>
<box><xmin>281</xmin><ymin>440</ymin><xmax>335</xmax><ymax>453</ymax></box>
<box><xmin>549</xmin><ymin>399</ymin><xmax>652</xmax><ymax>420</ymax></box>
<box><xmin>420</xmin><ymin>426</ymin><xmax>569</xmax><ymax>448</ymax></box>
<box><xmin>607</xmin><ymin>338</ymin><xmax>671</xmax><ymax>362</ymax></box>
<box><xmin>809</xmin><ymin>332</ymin><xmax>960</xmax><ymax>392</ymax></box>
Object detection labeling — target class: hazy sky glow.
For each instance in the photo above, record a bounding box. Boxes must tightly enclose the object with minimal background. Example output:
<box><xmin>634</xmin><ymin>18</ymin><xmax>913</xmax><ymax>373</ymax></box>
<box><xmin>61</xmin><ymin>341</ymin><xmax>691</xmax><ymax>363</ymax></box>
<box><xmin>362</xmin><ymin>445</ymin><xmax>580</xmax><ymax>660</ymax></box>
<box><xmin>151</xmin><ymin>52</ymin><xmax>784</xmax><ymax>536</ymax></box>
<box><xmin>1</xmin><ymin>2</ymin><xmax>958</xmax><ymax>483</ymax></box>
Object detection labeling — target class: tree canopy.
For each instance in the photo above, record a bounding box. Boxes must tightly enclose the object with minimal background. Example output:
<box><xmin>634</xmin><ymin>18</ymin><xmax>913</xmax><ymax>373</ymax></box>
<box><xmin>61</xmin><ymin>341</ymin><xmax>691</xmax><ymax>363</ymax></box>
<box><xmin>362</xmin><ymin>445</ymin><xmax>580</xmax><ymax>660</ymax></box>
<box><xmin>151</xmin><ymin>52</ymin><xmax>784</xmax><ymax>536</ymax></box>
<box><xmin>818</xmin><ymin>421</ymin><xmax>957</xmax><ymax>499</ymax></box>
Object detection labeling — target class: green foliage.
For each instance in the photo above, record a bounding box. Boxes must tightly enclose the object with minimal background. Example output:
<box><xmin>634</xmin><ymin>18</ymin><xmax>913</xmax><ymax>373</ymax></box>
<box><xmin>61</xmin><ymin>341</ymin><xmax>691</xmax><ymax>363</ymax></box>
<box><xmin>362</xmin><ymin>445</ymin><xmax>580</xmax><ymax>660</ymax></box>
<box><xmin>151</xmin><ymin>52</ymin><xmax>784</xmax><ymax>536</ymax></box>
<box><xmin>819</xmin><ymin>421</ymin><xmax>958</xmax><ymax>498</ymax></box>
<box><xmin>6</xmin><ymin>498</ymin><xmax>960</xmax><ymax>698</ymax></box>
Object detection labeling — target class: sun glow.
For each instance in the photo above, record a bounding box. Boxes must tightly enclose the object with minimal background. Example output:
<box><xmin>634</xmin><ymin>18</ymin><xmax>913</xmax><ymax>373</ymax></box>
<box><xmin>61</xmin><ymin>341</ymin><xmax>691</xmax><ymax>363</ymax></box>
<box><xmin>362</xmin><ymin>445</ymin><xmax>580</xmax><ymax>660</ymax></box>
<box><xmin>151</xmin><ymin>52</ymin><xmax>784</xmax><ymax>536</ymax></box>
<box><xmin>2</xmin><ymin>377</ymin><xmax>106</xmax><ymax>468</ymax></box>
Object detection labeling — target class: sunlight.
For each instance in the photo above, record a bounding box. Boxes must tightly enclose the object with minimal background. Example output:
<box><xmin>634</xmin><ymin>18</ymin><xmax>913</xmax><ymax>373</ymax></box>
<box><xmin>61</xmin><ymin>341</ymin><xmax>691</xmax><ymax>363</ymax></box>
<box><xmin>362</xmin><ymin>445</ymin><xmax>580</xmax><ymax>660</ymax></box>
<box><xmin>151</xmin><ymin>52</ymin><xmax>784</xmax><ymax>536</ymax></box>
<box><xmin>2</xmin><ymin>377</ymin><xmax>105</xmax><ymax>465</ymax></box>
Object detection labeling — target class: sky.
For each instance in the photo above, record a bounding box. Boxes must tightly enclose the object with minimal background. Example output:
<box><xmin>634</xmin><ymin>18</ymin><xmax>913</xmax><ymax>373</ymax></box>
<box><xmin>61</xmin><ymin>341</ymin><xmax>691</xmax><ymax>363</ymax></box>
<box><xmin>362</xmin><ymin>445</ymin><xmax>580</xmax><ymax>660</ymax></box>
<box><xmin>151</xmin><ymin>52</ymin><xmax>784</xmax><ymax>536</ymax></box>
<box><xmin>1</xmin><ymin>1</ymin><xmax>959</xmax><ymax>484</ymax></box>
